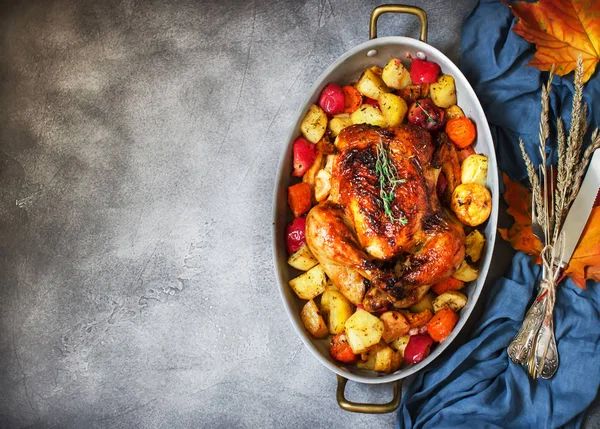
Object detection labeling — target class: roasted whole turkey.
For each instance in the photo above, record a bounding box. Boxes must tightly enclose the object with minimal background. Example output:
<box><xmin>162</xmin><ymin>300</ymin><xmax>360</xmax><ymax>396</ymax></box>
<box><xmin>306</xmin><ymin>124</ymin><xmax>466</xmax><ymax>312</ymax></box>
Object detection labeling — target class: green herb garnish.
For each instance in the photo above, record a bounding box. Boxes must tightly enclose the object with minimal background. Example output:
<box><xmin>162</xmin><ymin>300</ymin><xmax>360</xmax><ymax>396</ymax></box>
<box><xmin>375</xmin><ymin>139</ymin><xmax>407</xmax><ymax>225</ymax></box>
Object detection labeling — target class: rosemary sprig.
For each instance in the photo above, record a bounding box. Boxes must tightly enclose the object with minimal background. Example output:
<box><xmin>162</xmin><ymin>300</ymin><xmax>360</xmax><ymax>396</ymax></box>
<box><xmin>375</xmin><ymin>139</ymin><xmax>407</xmax><ymax>225</ymax></box>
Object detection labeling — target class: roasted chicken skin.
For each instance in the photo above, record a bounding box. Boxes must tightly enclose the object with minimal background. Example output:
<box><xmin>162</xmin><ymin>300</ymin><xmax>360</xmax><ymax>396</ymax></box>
<box><xmin>306</xmin><ymin>124</ymin><xmax>465</xmax><ymax>310</ymax></box>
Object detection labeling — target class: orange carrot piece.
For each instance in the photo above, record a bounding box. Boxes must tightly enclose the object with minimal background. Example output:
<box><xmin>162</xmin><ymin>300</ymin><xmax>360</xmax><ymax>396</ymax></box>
<box><xmin>330</xmin><ymin>332</ymin><xmax>358</xmax><ymax>364</ymax></box>
<box><xmin>427</xmin><ymin>308</ymin><xmax>459</xmax><ymax>342</ymax></box>
<box><xmin>446</xmin><ymin>117</ymin><xmax>477</xmax><ymax>149</ymax></box>
<box><xmin>287</xmin><ymin>183</ymin><xmax>312</xmax><ymax>217</ymax></box>
<box><xmin>343</xmin><ymin>86</ymin><xmax>362</xmax><ymax>113</ymax></box>
<box><xmin>431</xmin><ymin>277</ymin><xmax>465</xmax><ymax>295</ymax></box>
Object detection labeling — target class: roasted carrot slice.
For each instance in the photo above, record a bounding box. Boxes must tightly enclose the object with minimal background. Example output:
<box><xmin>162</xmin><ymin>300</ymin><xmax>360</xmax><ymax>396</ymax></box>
<box><xmin>432</xmin><ymin>277</ymin><xmax>465</xmax><ymax>295</ymax></box>
<box><xmin>287</xmin><ymin>182</ymin><xmax>312</xmax><ymax>217</ymax></box>
<box><xmin>427</xmin><ymin>308</ymin><xmax>459</xmax><ymax>342</ymax></box>
<box><xmin>445</xmin><ymin>117</ymin><xmax>476</xmax><ymax>149</ymax></box>
<box><xmin>342</xmin><ymin>86</ymin><xmax>362</xmax><ymax>113</ymax></box>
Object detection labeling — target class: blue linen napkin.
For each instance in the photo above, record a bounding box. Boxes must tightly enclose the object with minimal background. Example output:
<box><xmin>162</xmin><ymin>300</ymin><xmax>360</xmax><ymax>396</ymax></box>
<box><xmin>397</xmin><ymin>1</ymin><xmax>600</xmax><ymax>427</ymax></box>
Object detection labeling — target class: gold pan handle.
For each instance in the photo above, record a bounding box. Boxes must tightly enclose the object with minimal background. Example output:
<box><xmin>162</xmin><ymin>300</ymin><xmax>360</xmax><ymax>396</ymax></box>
<box><xmin>369</xmin><ymin>4</ymin><xmax>428</xmax><ymax>43</ymax></box>
<box><xmin>336</xmin><ymin>375</ymin><xmax>402</xmax><ymax>414</ymax></box>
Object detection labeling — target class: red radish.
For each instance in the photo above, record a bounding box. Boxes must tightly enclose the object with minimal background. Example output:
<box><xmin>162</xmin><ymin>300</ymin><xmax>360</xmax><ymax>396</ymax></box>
<box><xmin>403</xmin><ymin>334</ymin><xmax>434</xmax><ymax>364</ymax></box>
<box><xmin>363</xmin><ymin>97</ymin><xmax>380</xmax><ymax>109</ymax></box>
<box><xmin>410</xmin><ymin>58</ymin><xmax>440</xmax><ymax>84</ymax></box>
<box><xmin>318</xmin><ymin>83</ymin><xmax>345</xmax><ymax>115</ymax></box>
<box><xmin>291</xmin><ymin>137</ymin><xmax>317</xmax><ymax>177</ymax></box>
<box><xmin>457</xmin><ymin>146</ymin><xmax>476</xmax><ymax>164</ymax></box>
<box><xmin>285</xmin><ymin>216</ymin><xmax>306</xmax><ymax>253</ymax></box>
<box><xmin>408</xmin><ymin>98</ymin><xmax>445</xmax><ymax>131</ymax></box>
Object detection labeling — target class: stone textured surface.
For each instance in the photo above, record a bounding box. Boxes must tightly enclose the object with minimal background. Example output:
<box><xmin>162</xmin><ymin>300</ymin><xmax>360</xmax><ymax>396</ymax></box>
<box><xmin>0</xmin><ymin>0</ymin><xmax>597</xmax><ymax>427</ymax></box>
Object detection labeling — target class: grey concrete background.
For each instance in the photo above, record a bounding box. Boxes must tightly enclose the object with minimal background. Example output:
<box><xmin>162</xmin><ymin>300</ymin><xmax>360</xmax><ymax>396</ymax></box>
<box><xmin>0</xmin><ymin>0</ymin><xmax>598</xmax><ymax>427</ymax></box>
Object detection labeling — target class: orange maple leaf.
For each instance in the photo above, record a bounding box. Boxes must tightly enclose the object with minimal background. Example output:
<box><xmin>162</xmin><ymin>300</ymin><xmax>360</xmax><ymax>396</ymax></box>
<box><xmin>499</xmin><ymin>173</ymin><xmax>600</xmax><ymax>288</ymax></box>
<box><xmin>506</xmin><ymin>0</ymin><xmax>600</xmax><ymax>82</ymax></box>
<box><xmin>498</xmin><ymin>173</ymin><xmax>543</xmax><ymax>257</ymax></box>
<box><xmin>563</xmin><ymin>206</ymin><xmax>600</xmax><ymax>288</ymax></box>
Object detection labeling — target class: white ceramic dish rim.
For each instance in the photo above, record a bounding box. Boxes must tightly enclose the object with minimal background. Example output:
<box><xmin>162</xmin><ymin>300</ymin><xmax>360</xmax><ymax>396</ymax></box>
<box><xmin>272</xmin><ymin>35</ymin><xmax>499</xmax><ymax>385</ymax></box>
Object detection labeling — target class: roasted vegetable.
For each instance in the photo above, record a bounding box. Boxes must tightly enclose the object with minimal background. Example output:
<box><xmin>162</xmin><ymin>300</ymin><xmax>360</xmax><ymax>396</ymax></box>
<box><xmin>344</xmin><ymin>309</ymin><xmax>384</xmax><ymax>354</ymax></box>
<box><xmin>461</xmin><ymin>154</ymin><xmax>489</xmax><ymax>186</ymax></box>
<box><xmin>322</xmin><ymin>288</ymin><xmax>354</xmax><ymax>335</ymax></box>
<box><xmin>429</xmin><ymin>75</ymin><xmax>457</xmax><ymax>108</ymax></box>
<box><xmin>409</xmin><ymin>293</ymin><xmax>435</xmax><ymax>313</ymax></box>
<box><xmin>379</xmin><ymin>93</ymin><xmax>408</xmax><ymax>127</ymax></box>
<box><xmin>287</xmin><ymin>243</ymin><xmax>319</xmax><ymax>271</ymax></box>
<box><xmin>380</xmin><ymin>311</ymin><xmax>411</xmax><ymax>343</ymax></box>
<box><xmin>285</xmin><ymin>216</ymin><xmax>306</xmax><ymax>253</ymax></box>
<box><xmin>358</xmin><ymin>342</ymin><xmax>402</xmax><ymax>372</ymax></box>
<box><xmin>314</xmin><ymin>169</ymin><xmax>332</xmax><ymax>202</ymax></box>
<box><xmin>432</xmin><ymin>291</ymin><xmax>468</xmax><ymax>313</ymax></box>
<box><xmin>288</xmin><ymin>264</ymin><xmax>327</xmax><ymax>300</ymax></box>
<box><xmin>351</xmin><ymin>104</ymin><xmax>387</xmax><ymax>127</ymax></box>
<box><xmin>318</xmin><ymin>83</ymin><xmax>345</xmax><ymax>115</ymax></box>
<box><xmin>301</xmin><ymin>299</ymin><xmax>329</xmax><ymax>338</ymax></box>
<box><xmin>427</xmin><ymin>308</ymin><xmax>459</xmax><ymax>342</ymax></box>
<box><xmin>451</xmin><ymin>183</ymin><xmax>492</xmax><ymax>226</ymax></box>
<box><xmin>445</xmin><ymin>104</ymin><xmax>465</xmax><ymax>120</ymax></box>
<box><xmin>330</xmin><ymin>332</ymin><xmax>359</xmax><ymax>363</ymax></box>
<box><xmin>382</xmin><ymin>58</ymin><xmax>412</xmax><ymax>89</ymax></box>
<box><xmin>287</xmin><ymin>182</ymin><xmax>312</xmax><ymax>217</ymax></box>
<box><xmin>328</xmin><ymin>114</ymin><xmax>353</xmax><ymax>137</ymax></box>
<box><xmin>291</xmin><ymin>137</ymin><xmax>317</xmax><ymax>177</ymax></box>
<box><xmin>408</xmin><ymin>98</ymin><xmax>445</xmax><ymax>131</ymax></box>
<box><xmin>404</xmin><ymin>334</ymin><xmax>434</xmax><ymax>364</ymax></box>
<box><xmin>300</xmin><ymin>104</ymin><xmax>328</xmax><ymax>144</ymax></box>
<box><xmin>390</xmin><ymin>335</ymin><xmax>410</xmax><ymax>359</ymax></box>
<box><xmin>431</xmin><ymin>277</ymin><xmax>465</xmax><ymax>295</ymax></box>
<box><xmin>446</xmin><ymin>117</ymin><xmax>477</xmax><ymax>148</ymax></box>
<box><xmin>410</xmin><ymin>58</ymin><xmax>440</xmax><ymax>84</ymax></box>
<box><xmin>356</xmin><ymin>68</ymin><xmax>391</xmax><ymax>100</ymax></box>
<box><xmin>405</xmin><ymin>309</ymin><xmax>433</xmax><ymax>329</ymax></box>
<box><xmin>342</xmin><ymin>85</ymin><xmax>362</xmax><ymax>113</ymax></box>
<box><xmin>452</xmin><ymin>259</ymin><xmax>479</xmax><ymax>282</ymax></box>
<box><xmin>465</xmin><ymin>229</ymin><xmax>486</xmax><ymax>262</ymax></box>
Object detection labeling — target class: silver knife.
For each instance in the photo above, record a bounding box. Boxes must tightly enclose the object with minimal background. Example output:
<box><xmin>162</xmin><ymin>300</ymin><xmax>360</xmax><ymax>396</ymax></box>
<box><xmin>555</xmin><ymin>149</ymin><xmax>600</xmax><ymax>266</ymax></box>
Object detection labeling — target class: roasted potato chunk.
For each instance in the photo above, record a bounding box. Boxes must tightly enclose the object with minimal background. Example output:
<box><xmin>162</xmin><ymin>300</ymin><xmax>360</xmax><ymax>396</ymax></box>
<box><xmin>356</xmin><ymin>68</ymin><xmax>391</xmax><ymax>100</ymax></box>
<box><xmin>322</xmin><ymin>289</ymin><xmax>354</xmax><ymax>335</ymax></box>
<box><xmin>344</xmin><ymin>309</ymin><xmax>384</xmax><ymax>354</ymax></box>
<box><xmin>465</xmin><ymin>229</ymin><xmax>486</xmax><ymax>263</ymax></box>
<box><xmin>461</xmin><ymin>154</ymin><xmax>489</xmax><ymax>186</ymax></box>
<box><xmin>430</xmin><ymin>75</ymin><xmax>457</xmax><ymax>108</ymax></box>
<box><xmin>432</xmin><ymin>291</ymin><xmax>468</xmax><ymax>313</ymax></box>
<box><xmin>314</xmin><ymin>169</ymin><xmax>332</xmax><ymax>202</ymax></box>
<box><xmin>381</xmin><ymin>58</ymin><xmax>412</xmax><ymax>90</ymax></box>
<box><xmin>351</xmin><ymin>104</ymin><xmax>387</xmax><ymax>127</ymax></box>
<box><xmin>390</xmin><ymin>335</ymin><xmax>410</xmax><ymax>360</ymax></box>
<box><xmin>380</xmin><ymin>311</ymin><xmax>411</xmax><ymax>343</ymax></box>
<box><xmin>378</xmin><ymin>93</ymin><xmax>408</xmax><ymax>127</ymax></box>
<box><xmin>445</xmin><ymin>104</ymin><xmax>465</xmax><ymax>120</ymax></box>
<box><xmin>288</xmin><ymin>264</ymin><xmax>327</xmax><ymax>300</ymax></box>
<box><xmin>301</xmin><ymin>299</ymin><xmax>328</xmax><ymax>338</ymax></box>
<box><xmin>329</xmin><ymin>114</ymin><xmax>353</xmax><ymax>137</ymax></box>
<box><xmin>452</xmin><ymin>259</ymin><xmax>479</xmax><ymax>282</ymax></box>
<box><xmin>287</xmin><ymin>243</ymin><xmax>319</xmax><ymax>271</ymax></box>
<box><xmin>357</xmin><ymin>343</ymin><xmax>402</xmax><ymax>372</ymax></box>
<box><xmin>409</xmin><ymin>293</ymin><xmax>435</xmax><ymax>313</ymax></box>
<box><xmin>451</xmin><ymin>183</ymin><xmax>492</xmax><ymax>226</ymax></box>
<box><xmin>300</xmin><ymin>104</ymin><xmax>327</xmax><ymax>144</ymax></box>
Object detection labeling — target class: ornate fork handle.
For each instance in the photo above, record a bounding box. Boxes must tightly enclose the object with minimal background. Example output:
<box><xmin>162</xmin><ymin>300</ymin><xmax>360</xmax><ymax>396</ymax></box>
<box><xmin>507</xmin><ymin>284</ymin><xmax>547</xmax><ymax>364</ymax></box>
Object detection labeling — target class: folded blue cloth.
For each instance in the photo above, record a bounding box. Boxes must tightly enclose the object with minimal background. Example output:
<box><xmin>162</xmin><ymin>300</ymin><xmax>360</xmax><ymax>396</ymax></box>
<box><xmin>397</xmin><ymin>1</ymin><xmax>600</xmax><ymax>427</ymax></box>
